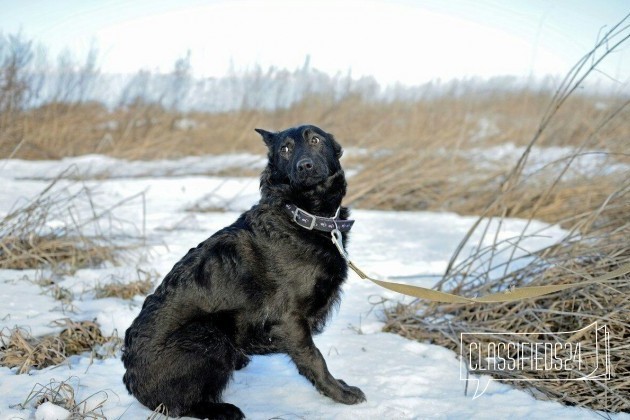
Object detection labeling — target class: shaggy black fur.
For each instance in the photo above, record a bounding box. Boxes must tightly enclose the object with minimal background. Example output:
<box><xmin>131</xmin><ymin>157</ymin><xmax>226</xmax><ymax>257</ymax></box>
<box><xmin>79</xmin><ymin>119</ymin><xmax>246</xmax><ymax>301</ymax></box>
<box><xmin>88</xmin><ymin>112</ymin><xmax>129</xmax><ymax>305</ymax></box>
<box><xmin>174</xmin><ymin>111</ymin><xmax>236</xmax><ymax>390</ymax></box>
<box><xmin>122</xmin><ymin>125</ymin><xmax>366</xmax><ymax>419</ymax></box>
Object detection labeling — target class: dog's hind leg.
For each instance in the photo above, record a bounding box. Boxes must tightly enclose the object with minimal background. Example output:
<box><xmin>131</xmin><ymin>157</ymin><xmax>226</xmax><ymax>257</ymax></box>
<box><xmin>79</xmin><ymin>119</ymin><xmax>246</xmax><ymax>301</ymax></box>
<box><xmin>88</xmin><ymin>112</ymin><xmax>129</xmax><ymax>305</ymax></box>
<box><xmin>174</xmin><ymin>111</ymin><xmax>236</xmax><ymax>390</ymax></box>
<box><xmin>154</xmin><ymin>319</ymin><xmax>245</xmax><ymax>419</ymax></box>
<box><xmin>185</xmin><ymin>402</ymin><xmax>245</xmax><ymax>420</ymax></box>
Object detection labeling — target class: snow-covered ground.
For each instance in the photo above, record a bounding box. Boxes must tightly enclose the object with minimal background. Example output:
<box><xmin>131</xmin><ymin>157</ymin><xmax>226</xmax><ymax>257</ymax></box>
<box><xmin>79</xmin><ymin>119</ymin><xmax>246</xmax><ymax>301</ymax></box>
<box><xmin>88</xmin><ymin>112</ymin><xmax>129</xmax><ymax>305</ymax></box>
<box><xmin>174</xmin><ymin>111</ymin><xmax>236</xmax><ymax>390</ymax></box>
<box><xmin>0</xmin><ymin>155</ymin><xmax>625</xmax><ymax>420</ymax></box>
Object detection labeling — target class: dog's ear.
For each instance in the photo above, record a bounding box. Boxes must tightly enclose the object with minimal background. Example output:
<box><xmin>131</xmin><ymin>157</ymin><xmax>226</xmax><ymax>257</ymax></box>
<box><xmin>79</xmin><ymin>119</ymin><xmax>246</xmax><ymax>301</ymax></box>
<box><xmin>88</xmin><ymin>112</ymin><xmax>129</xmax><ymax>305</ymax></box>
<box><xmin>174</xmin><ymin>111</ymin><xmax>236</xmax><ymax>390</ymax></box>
<box><xmin>329</xmin><ymin>134</ymin><xmax>344</xmax><ymax>158</ymax></box>
<box><xmin>255</xmin><ymin>128</ymin><xmax>275</xmax><ymax>147</ymax></box>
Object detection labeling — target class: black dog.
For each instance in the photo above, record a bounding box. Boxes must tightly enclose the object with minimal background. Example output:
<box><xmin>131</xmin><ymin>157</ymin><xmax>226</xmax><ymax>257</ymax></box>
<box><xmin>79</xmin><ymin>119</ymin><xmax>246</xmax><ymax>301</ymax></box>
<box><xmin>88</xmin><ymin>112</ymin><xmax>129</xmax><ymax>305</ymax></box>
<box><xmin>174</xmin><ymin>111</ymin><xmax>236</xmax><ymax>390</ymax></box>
<box><xmin>122</xmin><ymin>125</ymin><xmax>365</xmax><ymax>419</ymax></box>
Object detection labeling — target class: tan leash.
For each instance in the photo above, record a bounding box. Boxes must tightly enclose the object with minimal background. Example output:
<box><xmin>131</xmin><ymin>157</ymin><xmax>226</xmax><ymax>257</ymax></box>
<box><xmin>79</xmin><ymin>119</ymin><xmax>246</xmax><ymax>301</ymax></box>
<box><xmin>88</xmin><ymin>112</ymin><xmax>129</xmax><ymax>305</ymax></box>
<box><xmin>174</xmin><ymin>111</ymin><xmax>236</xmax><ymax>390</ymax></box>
<box><xmin>331</xmin><ymin>230</ymin><xmax>630</xmax><ymax>304</ymax></box>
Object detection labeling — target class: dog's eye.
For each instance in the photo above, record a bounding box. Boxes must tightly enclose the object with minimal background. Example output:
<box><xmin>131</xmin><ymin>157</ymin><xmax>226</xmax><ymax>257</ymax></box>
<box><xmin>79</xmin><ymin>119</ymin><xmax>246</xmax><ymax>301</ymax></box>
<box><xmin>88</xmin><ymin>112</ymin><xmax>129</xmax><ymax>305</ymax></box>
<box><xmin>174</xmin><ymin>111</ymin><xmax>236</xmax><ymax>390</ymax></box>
<box><xmin>280</xmin><ymin>145</ymin><xmax>289</xmax><ymax>154</ymax></box>
<box><xmin>310</xmin><ymin>136</ymin><xmax>320</xmax><ymax>145</ymax></box>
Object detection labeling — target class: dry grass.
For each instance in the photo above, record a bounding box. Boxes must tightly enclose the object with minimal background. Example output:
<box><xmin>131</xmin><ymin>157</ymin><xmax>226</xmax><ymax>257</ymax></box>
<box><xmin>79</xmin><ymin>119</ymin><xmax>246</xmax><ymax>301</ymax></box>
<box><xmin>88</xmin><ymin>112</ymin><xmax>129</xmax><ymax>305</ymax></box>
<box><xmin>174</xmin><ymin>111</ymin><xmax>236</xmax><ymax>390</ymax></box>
<box><xmin>1</xmin><ymin>79</ymin><xmax>627</xmax><ymax>230</ymax></box>
<box><xmin>94</xmin><ymin>269</ymin><xmax>156</xmax><ymax>299</ymax></box>
<box><xmin>12</xmin><ymin>376</ymin><xmax>110</xmax><ymax>419</ymax></box>
<box><xmin>384</xmin><ymin>222</ymin><xmax>630</xmax><ymax>412</ymax></box>
<box><xmin>2</xmin><ymin>88</ymin><xmax>627</xmax><ymax>160</ymax></box>
<box><xmin>383</xmin><ymin>19</ymin><xmax>630</xmax><ymax>413</ymax></box>
<box><xmin>1</xmin><ymin>36</ymin><xmax>628</xmax><ymax>231</ymax></box>
<box><xmin>1</xmin><ymin>82</ymin><xmax>626</xmax><ymax>233</ymax></box>
<box><xmin>0</xmin><ymin>319</ymin><xmax>122</xmax><ymax>374</ymax></box>
<box><xmin>0</xmin><ymin>169</ymin><xmax>141</xmax><ymax>272</ymax></box>
<box><xmin>32</xmin><ymin>275</ymin><xmax>75</xmax><ymax>304</ymax></box>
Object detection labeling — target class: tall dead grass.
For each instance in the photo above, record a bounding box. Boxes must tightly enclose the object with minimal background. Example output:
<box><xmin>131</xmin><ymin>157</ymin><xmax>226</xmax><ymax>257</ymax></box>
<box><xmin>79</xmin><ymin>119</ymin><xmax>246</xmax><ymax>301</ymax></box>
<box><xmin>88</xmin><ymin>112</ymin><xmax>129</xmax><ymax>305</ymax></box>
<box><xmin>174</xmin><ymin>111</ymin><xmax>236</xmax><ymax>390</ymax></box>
<box><xmin>2</xmin><ymin>85</ymin><xmax>626</xmax><ymax>161</ymax></box>
<box><xmin>384</xmin><ymin>16</ymin><xmax>630</xmax><ymax>412</ymax></box>
<box><xmin>384</xmin><ymin>189</ymin><xmax>630</xmax><ymax>412</ymax></box>
<box><xmin>0</xmin><ymin>168</ymin><xmax>142</xmax><ymax>272</ymax></box>
<box><xmin>1</xmin><ymin>33</ymin><xmax>627</xmax><ymax>231</ymax></box>
<box><xmin>0</xmin><ymin>32</ymin><xmax>627</xmax><ymax>163</ymax></box>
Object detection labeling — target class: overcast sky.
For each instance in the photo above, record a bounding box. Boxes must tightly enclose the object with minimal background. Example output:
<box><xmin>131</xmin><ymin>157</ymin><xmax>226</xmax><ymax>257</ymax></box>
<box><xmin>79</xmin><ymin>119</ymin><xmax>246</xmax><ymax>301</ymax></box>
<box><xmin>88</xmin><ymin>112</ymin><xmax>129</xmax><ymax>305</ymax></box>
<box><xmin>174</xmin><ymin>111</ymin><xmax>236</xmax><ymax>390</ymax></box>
<box><xmin>1</xmin><ymin>0</ymin><xmax>629</xmax><ymax>87</ymax></box>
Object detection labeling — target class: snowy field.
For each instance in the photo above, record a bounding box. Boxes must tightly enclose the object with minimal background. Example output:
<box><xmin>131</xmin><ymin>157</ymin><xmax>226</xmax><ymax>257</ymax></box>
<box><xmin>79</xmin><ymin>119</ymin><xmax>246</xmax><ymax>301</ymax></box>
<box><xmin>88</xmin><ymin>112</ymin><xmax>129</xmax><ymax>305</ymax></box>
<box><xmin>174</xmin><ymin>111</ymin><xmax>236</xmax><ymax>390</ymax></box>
<box><xmin>0</xmin><ymin>154</ymin><xmax>626</xmax><ymax>420</ymax></box>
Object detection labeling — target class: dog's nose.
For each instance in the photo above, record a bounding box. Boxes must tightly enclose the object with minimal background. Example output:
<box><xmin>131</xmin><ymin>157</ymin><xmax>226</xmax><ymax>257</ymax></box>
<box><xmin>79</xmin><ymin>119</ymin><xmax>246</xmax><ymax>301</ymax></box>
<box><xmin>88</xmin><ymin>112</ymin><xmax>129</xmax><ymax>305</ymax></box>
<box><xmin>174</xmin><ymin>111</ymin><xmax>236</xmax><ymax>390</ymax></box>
<box><xmin>297</xmin><ymin>158</ymin><xmax>314</xmax><ymax>172</ymax></box>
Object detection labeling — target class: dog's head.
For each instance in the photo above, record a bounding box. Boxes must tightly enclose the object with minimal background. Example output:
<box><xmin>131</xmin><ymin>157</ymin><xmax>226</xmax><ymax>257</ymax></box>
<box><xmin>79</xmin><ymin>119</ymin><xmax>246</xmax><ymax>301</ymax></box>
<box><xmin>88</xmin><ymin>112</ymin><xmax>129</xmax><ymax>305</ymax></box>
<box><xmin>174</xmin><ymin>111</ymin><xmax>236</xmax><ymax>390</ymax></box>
<box><xmin>256</xmin><ymin>125</ymin><xmax>344</xmax><ymax>189</ymax></box>
<box><xmin>256</xmin><ymin>125</ymin><xmax>347</xmax><ymax>212</ymax></box>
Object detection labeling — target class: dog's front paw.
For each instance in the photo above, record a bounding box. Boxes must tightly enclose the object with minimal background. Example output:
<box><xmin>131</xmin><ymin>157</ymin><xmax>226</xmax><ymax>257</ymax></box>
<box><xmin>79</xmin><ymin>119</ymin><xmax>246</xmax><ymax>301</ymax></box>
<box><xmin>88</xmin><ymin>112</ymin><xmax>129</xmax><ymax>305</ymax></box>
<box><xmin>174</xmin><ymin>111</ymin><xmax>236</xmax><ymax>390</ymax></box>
<box><xmin>331</xmin><ymin>379</ymin><xmax>366</xmax><ymax>405</ymax></box>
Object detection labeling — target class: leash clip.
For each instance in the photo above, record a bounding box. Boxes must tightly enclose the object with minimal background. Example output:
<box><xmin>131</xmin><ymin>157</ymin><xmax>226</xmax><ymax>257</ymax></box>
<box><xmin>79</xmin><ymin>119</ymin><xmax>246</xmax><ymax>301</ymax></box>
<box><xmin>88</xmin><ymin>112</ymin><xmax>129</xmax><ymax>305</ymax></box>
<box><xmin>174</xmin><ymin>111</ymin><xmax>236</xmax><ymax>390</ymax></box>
<box><xmin>331</xmin><ymin>229</ymin><xmax>348</xmax><ymax>261</ymax></box>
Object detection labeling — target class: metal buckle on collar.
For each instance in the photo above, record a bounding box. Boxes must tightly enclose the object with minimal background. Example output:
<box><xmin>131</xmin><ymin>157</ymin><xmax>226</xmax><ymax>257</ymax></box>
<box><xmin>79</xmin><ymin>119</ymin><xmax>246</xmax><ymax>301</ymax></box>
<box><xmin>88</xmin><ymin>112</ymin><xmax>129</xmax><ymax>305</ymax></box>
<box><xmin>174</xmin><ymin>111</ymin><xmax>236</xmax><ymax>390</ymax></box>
<box><xmin>293</xmin><ymin>207</ymin><xmax>316</xmax><ymax>230</ymax></box>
